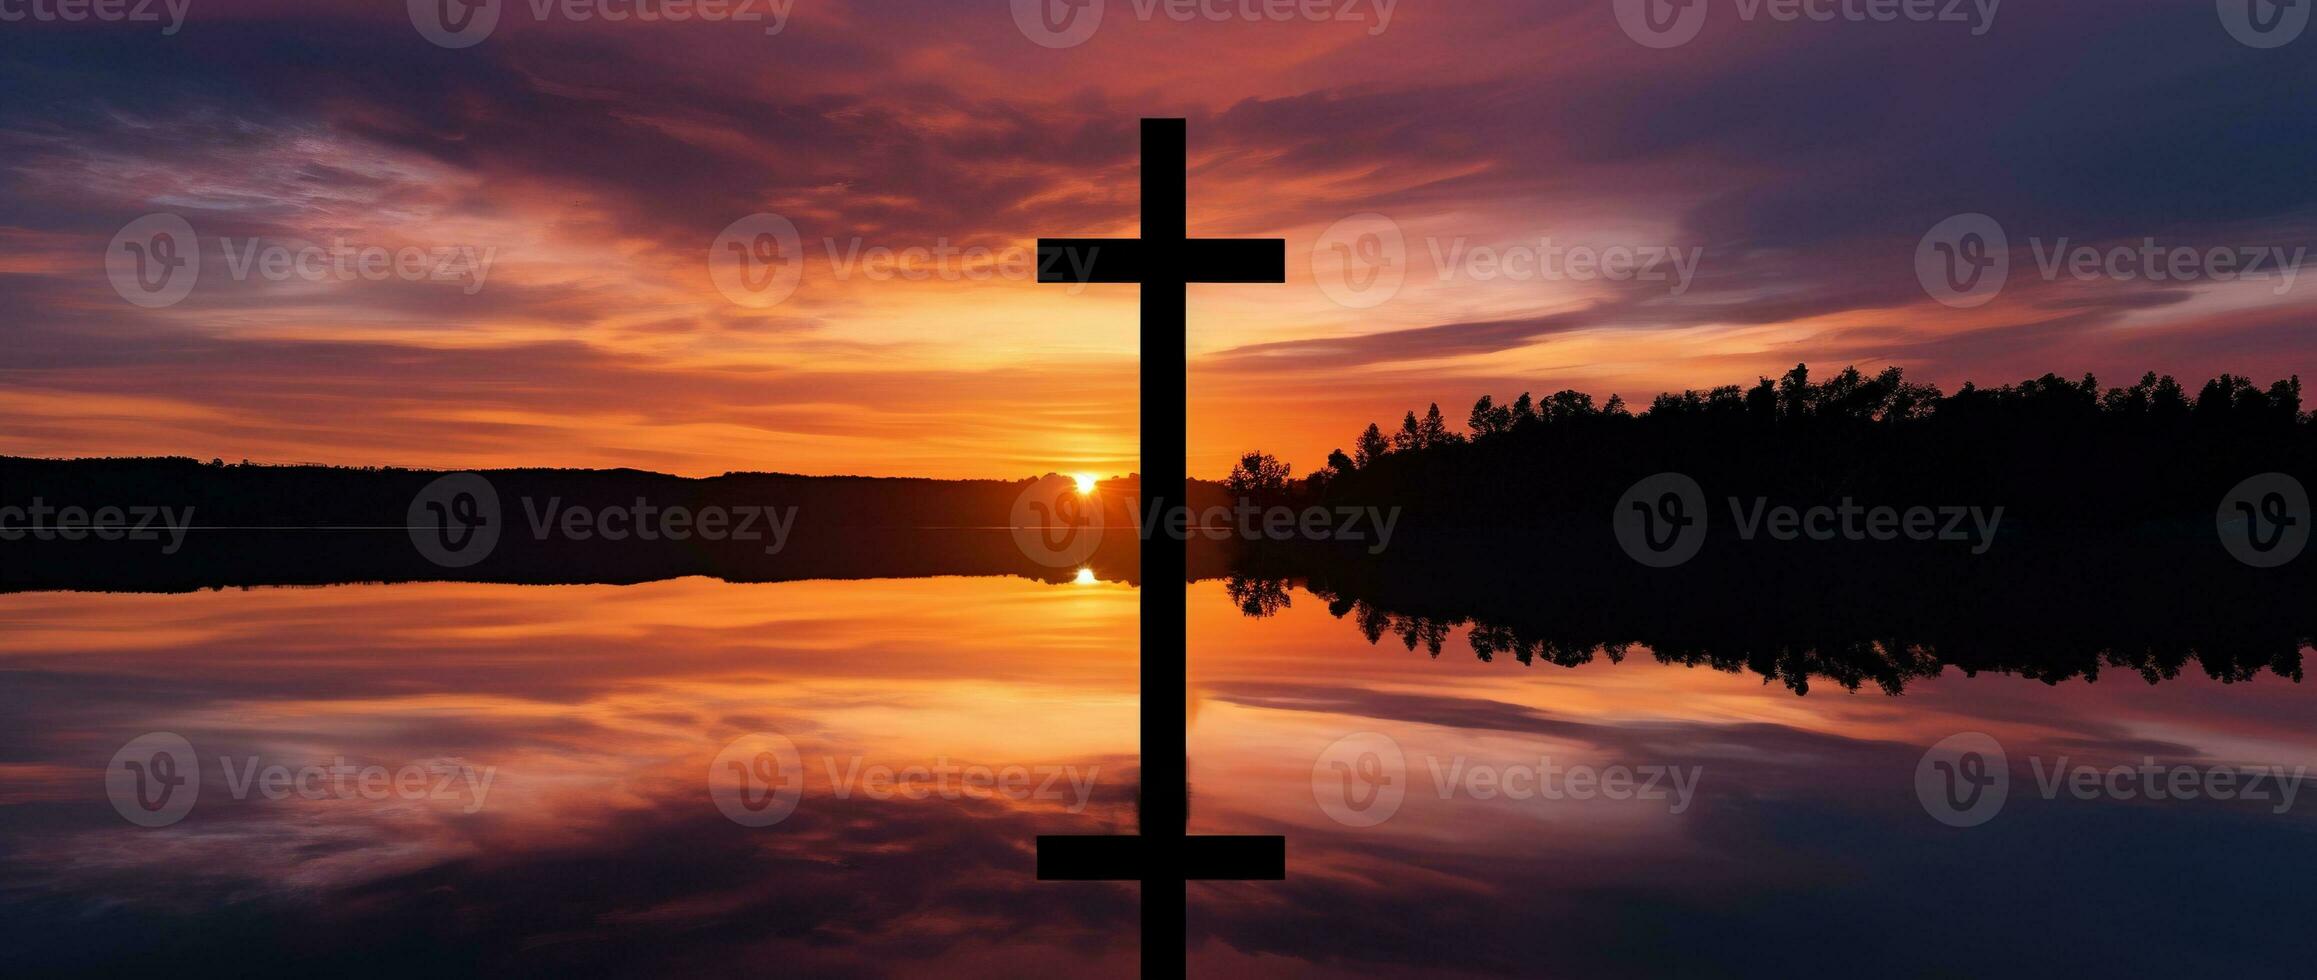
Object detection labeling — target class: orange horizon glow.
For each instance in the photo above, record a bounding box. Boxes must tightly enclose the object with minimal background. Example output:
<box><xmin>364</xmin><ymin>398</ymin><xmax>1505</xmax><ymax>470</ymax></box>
<box><xmin>5</xmin><ymin>5</ymin><xmax>2313</xmax><ymax>482</ymax></box>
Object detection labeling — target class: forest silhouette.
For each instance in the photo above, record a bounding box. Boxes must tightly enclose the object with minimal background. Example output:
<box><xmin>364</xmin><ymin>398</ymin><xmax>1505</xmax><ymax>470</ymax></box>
<box><xmin>1214</xmin><ymin>552</ymin><xmax>2310</xmax><ymax>696</ymax></box>
<box><xmin>10</xmin><ymin>365</ymin><xmax>2310</xmax><ymax>656</ymax></box>
<box><xmin>1206</xmin><ymin>364</ymin><xmax>2313</xmax><ymax>696</ymax></box>
<box><xmin>1220</xmin><ymin>364</ymin><xmax>2310</xmax><ymax>538</ymax></box>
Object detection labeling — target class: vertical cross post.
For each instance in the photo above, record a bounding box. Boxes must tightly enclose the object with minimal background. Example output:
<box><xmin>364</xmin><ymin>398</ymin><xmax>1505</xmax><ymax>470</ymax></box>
<box><xmin>1031</xmin><ymin>118</ymin><xmax>1288</xmax><ymax>975</ymax></box>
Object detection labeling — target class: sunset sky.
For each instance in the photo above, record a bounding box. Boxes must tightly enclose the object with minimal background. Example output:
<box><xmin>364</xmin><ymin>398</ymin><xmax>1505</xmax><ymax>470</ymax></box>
<box><xmin>4</xmin><ymin>1</ymin><xmax>2313</xmax><ymax>479</ymax></box>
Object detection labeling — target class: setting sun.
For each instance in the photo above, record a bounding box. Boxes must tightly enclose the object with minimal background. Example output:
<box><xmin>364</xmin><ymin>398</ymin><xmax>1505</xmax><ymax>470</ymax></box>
<box><xmin>1073</xmin><ymin>473</ymin><xmax>1099</xmax><ymax>495</ymax></box>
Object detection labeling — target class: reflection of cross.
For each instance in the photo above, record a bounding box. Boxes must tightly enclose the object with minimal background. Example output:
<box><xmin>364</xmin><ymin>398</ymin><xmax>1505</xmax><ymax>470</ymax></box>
<box><xmin>1033</xmin><ymin>118</ymin><xmax>1287</xmax><ymax>975</ymax></box>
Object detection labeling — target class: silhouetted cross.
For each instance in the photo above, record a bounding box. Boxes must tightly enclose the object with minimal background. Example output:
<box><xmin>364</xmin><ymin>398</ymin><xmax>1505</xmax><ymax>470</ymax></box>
<box><xmin>1033</xmin><ymin>118</ymin><xmax>1287</xmax><ymax>974</ymax></box>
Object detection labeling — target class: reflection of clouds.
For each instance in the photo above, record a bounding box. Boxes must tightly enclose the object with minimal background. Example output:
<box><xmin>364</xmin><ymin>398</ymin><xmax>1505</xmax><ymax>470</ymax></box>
<box><xmin>14</xmin><ymin>788</ymin><xmax>1139</xmax><ymax>975</ymax></box>
<box><xmin>0</xmin><ymin>577</ymin><xmax>1141</xmax><ymax>973</ymax></box>
<box><xmin>1187</xmin><ymin>580</ymin><xmax>2317</xmax><ymax>976</ymax></box>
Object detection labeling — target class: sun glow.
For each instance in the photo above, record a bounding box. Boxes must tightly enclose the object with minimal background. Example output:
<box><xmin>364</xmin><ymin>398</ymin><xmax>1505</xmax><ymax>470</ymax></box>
<box><xmin>1072</xmin><ymin>473</ymin><xmax>1099</xmax><ymax>495</ymax></box>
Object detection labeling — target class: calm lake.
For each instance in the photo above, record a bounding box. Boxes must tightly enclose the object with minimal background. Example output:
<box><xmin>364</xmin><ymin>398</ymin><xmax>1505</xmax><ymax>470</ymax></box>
<box><xmin>3</xmin><ymin>571</ymin><xmax>2312</xmax><ymax>976</ymax></box>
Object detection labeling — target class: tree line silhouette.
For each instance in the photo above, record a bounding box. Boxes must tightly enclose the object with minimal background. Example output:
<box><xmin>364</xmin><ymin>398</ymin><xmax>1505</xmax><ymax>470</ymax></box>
<box><xmin>1216</xmin><ymin>552</ymin><xmax>2310</xmax><ymax>696</ymax></box>
<box><xmin>1207</xmin><ymin>364</ymin><xmax>2314</xmax><ymax>694</ymax></box>
<box><xmin>1226</xmin><ymin>364</ymin><xmax>2311</xmax><ymax>535</ymax></box>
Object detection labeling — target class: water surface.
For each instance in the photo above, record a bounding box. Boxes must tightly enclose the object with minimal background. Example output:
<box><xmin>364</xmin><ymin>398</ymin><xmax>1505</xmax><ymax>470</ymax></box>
<box><xmin>4</xmin><ymin>572</ymin><xmax>2313</xmax><ymax>977</ymax></box>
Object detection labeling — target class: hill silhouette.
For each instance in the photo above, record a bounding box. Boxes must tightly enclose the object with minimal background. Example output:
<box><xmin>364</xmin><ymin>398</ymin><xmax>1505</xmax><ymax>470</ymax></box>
<box><xmin>0</xmin><ymin>458</ymin><xmax>1181</xmax><ymax>591</ymax></box>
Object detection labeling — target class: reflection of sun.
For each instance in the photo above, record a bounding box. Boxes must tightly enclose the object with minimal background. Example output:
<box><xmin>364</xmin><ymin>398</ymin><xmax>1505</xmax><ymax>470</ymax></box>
<box><xmin>1073</xmin><ymin>567</ymin><xmax>1097</xmax><ymax>585</ymax></box>
<box><xmin>1072</xmin><ymin>473</ymin><xmax>1099</xmax><ymax>495</ymax></box>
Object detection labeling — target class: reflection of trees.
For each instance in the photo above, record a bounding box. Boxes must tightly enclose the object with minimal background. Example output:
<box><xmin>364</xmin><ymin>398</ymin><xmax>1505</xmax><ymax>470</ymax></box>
<box><xmin>1223</xmin><ymin>575</ymin><xmax>1293</xmax><ymax>618</ymax></box>
<box><xmin>1225</xmin><ymin>574</ymin><xmax>2310</xmax><ymax>697</ymax></box>
<box><xmin>1194</xmin><ymin>363</ymin><xmax>2316</xmax><ymax>698</ymax></box>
